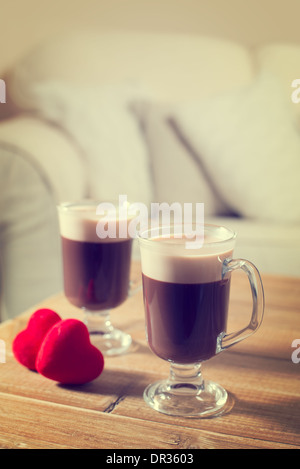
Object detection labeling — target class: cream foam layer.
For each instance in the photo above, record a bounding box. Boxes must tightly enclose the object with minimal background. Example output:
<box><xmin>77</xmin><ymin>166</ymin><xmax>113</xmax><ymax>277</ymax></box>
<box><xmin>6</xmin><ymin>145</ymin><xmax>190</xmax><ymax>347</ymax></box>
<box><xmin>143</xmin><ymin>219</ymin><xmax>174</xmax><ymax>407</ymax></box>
<box><xmin>58</xmin><ymin>208</ymin><xmax>132</xmax><ymax>243</ymax></box>
<box><xmin>140</xmin><ymin>236</ymin><xmax>234</xmax><ymax>284</ymax></box>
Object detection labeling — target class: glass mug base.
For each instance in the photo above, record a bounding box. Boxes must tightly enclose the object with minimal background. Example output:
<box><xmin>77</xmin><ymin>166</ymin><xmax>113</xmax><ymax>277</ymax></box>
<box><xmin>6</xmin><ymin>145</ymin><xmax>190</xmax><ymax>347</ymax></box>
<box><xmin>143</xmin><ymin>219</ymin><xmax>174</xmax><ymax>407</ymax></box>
<box><xmin>143</xmin><ymin>362</ymin><xmax>228</xmax><ymax>418</ymax></box>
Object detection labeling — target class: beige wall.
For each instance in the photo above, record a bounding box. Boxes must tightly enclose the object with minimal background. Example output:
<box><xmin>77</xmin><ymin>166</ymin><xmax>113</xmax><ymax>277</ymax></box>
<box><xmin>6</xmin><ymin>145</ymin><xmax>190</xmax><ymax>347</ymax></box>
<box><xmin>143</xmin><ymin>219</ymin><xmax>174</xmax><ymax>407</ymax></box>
<box><xmin>1</xmin><ymin>0</ymin><xmax>300</xmax><ymax>73</ymax></box>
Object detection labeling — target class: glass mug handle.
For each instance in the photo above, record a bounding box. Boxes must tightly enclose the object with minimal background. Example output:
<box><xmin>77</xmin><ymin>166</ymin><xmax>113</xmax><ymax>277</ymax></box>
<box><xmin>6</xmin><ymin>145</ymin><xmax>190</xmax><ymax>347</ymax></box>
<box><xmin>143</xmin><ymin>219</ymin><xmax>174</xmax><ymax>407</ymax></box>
<box><xmin>217</xmin><ymin>258</ymin><xmax>265</xmax><ymax>353</ymax></box>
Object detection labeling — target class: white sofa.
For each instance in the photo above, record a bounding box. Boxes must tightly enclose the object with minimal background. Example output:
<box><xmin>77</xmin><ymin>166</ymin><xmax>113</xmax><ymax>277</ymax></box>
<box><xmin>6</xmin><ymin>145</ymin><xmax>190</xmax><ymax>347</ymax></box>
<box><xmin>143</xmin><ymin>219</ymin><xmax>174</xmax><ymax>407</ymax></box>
<box><xmin>1</xmin><ymin>31</ymin><xmax>300</xmax><ymax>320</ymax></box>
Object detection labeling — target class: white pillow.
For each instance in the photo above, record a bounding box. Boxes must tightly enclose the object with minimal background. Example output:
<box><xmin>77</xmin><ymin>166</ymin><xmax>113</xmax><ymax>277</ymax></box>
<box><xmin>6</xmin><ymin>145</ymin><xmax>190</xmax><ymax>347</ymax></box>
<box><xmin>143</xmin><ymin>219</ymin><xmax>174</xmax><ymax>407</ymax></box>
<box><xmin>25</xmin><ymin>82</ymin><xmax>153</xmax><ymax>206</ymax></box>
<box><xmin>171</xmin><ymin>71</ymin><xmax>300</xmax><ymax>223</ymax></box>
<box><xmin>132</xmin><ymin>101</ymin><xmax>230</xmax><ymax>216</ymax></box>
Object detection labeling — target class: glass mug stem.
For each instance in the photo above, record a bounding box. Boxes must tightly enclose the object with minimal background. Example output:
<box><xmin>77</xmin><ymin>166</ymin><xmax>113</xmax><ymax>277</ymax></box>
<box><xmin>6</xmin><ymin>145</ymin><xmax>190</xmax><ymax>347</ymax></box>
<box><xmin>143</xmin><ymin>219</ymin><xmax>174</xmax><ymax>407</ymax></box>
<box><xmin>217</xmin><ymin>258</ymin><xmax>265</xmax><ymax>352</ymax></box>
<box><xmin>83</xmin><ymin>309</ymin><xmax>114</xmax><ymax>335</ymax></box>
<box><xmin>83</xmin><ymin>309</ymin><xmax>132</xmax><ymax>356</ymax></box>
<box><xmin>82</xmin><ymin>278</ymin><xmax>141</xmax><ymax>356</ymax></box>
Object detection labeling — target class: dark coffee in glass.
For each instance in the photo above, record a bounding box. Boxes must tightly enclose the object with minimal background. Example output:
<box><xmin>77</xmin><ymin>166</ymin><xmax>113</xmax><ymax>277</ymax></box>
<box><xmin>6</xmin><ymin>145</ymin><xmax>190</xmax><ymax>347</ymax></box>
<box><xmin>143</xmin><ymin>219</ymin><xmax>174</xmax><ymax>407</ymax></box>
<box><xmin>142</xmin><ymin>275</ymin><xmax>231</xmax><ymax>364</ymax></box>
<box><xmin>57</xmin><ymin>200</ymin><xmax>133</xmax><ymax>356</ymax></box>
<box><xmin>62</xmin><ymin>236</ymin><xmax>132</xmax><ymax>311</ymax></box>
<box><xmin>141</xmin><ymin>235</ymin><xmax>233</xmax><ymax>364</ymax></box>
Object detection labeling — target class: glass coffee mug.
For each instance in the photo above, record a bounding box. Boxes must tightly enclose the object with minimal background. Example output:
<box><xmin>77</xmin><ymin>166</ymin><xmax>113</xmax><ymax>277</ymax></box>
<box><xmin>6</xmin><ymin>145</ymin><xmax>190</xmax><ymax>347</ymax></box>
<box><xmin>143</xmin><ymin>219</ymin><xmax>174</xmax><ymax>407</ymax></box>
<box><xmin>138</xmin><ymin>224</ymin><xmax>264</xmax><ymax>418</ymax></box>
<box><xmin>57</xmin><ymin>199</ymin><xmax>136</xmax><ymax>356</ymax></box>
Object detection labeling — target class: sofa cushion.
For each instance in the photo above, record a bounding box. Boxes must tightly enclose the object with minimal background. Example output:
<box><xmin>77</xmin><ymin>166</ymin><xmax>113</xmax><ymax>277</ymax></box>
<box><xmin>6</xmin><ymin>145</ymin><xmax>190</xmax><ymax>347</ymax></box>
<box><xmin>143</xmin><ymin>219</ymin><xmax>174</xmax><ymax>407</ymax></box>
<box><xmin>133</xmin><ymin>101</ymin><xmax>230</xmax><ymax>215</ymax></box>
<box><xmin>5</xmin><ymin>31</ymin><xmax>254</xmax><ymax>104</ymax></box>
<box><xmin>170</xmin><ymin>71</ymin><xmax>300</xmax><ymax>223</ymax></box>
<box><xmin>1</xmin><ymin>31</ymin><xmax>255</xmax><ymax>207</ymax></box>
<box><xmin>17</xmin><ymin>82</ymin><xmax>154</xmax><ymax>205</ymax></box>
<box><xmin>205</xmin><ymin>215</ymin><xmax>300</xmax><ymax>277</ymax></box>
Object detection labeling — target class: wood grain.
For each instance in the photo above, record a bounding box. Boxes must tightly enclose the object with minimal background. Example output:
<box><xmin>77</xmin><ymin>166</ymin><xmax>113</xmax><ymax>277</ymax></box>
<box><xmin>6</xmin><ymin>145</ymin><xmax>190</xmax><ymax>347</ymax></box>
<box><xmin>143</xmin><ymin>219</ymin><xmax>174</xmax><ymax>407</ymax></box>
<box><xmin>0</xmin><ymin>267</ymin><xmax>299</xmax><ymax>449</ymax></box>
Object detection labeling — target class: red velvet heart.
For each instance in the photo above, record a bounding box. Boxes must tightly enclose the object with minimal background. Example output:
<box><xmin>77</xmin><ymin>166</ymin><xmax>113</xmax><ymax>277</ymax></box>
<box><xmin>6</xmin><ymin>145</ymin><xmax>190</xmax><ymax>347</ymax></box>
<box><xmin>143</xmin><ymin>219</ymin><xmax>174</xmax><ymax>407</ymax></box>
<box><xmin>12</xmin><ymin>308</ymin><xmax>62</xmax><ymax>371</ymax></box>
<box><xmin>36</xmin><ymin>319</ymin><xmax>104</xmax><ymax>385</ymax></box>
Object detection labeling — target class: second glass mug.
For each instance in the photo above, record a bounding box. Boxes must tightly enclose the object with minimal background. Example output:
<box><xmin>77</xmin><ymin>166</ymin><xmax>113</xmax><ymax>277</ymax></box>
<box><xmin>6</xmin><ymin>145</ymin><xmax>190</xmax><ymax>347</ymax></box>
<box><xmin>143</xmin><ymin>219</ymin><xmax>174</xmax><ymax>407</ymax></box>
<box><xmin>57</xmin><ymin>199</ymin><xmax>138</xmax><ymax>356</ymax></box>
<box><xmin>138</xmin><ymin>224</ymin><xmax>265</xmax><ymax>418</ymax></box>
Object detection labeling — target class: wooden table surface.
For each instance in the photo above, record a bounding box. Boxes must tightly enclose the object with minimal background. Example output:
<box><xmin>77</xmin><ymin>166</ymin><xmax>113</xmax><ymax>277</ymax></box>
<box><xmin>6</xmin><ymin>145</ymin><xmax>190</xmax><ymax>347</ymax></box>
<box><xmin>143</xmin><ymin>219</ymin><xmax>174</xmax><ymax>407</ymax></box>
<box><xmin>0</xmin><ymin>263</ymin><xmax>299</xmax><ymax>450</ymax></box>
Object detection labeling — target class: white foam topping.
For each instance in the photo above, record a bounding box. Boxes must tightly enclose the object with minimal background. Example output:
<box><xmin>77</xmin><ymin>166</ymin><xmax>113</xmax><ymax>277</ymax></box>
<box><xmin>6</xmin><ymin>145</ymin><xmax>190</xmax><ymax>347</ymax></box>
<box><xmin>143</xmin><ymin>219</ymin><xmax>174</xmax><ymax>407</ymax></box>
<box><xmin>58</xmin><ymin>204</ymin><xmax>133</xmax><ymax>243</ymax></box>
<box><xmin>140</xmin><ymin>235</ymin><xmax>234</xmax><ymax>283</ymax></box>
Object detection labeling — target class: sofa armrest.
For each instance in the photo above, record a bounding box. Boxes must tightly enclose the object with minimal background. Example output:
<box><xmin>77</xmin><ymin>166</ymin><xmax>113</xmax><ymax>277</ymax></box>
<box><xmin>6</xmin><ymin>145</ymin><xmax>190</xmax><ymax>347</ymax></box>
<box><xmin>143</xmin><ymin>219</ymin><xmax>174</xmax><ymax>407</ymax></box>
<box><xmin>0</xmin><ymin>116</ymin><xmax>87</xmax><ymax>320</ymax></box>
<box><xmin>0</xmin><ymin>115</ymin><xmax>87</xmax><ymax>202</ymax></box>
